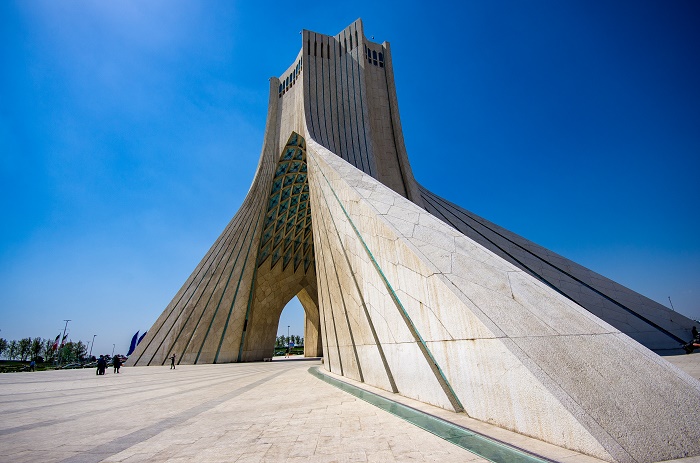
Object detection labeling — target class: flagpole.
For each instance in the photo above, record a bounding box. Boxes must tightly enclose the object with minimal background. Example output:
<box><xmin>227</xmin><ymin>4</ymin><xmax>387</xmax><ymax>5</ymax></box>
<box><xmin>89</xmin><ymin>334</ymin><xmax>96</xmax><ymax>359</ymax></box>
<box><xmin>53</xmin><ymin>333</ymin><xmax>60</xmax><ymax>366</ymax></box>
<box><xmin>57</xmin><ymin>320</ymin><xmax>71</xmax><ymax>367</ymax></box>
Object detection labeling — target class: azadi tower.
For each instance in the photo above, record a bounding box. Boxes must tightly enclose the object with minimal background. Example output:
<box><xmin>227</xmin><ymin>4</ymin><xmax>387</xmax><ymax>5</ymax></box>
<box><xmin>129</xmin><ymin>20</ymin><xmax>700</xmax><ymax>463</ymax></box>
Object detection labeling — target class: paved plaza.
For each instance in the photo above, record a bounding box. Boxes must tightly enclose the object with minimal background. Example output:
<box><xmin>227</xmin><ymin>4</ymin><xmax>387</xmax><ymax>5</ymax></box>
<box><xmin>0</xmin><ymin>355</ymin><xmax>698</xmax><ymax>463</ymax></box>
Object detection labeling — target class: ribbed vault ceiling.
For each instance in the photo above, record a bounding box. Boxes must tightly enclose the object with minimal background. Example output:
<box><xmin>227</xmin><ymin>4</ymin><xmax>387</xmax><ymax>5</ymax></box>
<box><xmin>257</xmin><ymin>132</ymin><xmax>314</xmax><ymax>273</ymax></box>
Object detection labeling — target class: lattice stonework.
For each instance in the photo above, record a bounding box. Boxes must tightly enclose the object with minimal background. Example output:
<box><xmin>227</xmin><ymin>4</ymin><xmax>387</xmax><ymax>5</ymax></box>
<box><xmin>257</xmin><ymin>132</ymin><xmax>314</xmax><ymax>273</ymax></box>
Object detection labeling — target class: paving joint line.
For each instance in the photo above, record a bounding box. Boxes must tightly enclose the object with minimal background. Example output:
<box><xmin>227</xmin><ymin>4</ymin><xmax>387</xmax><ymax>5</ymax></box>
<box><xmin>56</xmin><ymin>369</ymin><xmax>286</xmax><ymax>463</ymax></box>
<box><xmin>0</xmin><ymin>369</ymin><xmax>272</xmax><ymax>436</ymax></box>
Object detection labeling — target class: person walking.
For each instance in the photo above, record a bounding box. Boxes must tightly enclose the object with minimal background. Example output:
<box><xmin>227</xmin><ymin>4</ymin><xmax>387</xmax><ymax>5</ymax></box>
<box><xmin>113</xmin><ymin>355</ymin><xmax>122</xmax><ymax>374</ymax></box>
<box><xmin>170</xmin><ymin>353</ymin><xmax>176</xmax><ymax>369</ymax></box>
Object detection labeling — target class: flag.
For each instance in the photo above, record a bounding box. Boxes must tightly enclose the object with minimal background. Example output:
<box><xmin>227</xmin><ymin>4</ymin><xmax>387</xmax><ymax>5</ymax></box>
<box><xmin>126</xmin><ymin>331</ymin><xmax>139</xmax><ymax>356</ymax></box>
<box><xmin>52</xmin><ymin>334</ymin><xmax>60</xmax><ymax>351</ymax></box>
<box><xmin>60</xmin><ymin>334</ymin><xmax>68</xmax><ymax>347</ymax></box>
<box><xmin>137</xmin><ymin>331</ymin><xmax>147</xmax><ymax>345</ymax></box>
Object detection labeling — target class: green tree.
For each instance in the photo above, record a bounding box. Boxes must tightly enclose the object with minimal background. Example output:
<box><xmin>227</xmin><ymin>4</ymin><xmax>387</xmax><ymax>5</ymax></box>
<box><xmin>8</xmin><ymin>340</ymin><xmax>18</xmax><ymax>360</ymax></box>
<box><xmin>18</xmin><ymin>338</ymin><xmax>32</xmax><ymax>361</ymax></box>
<box><xmin>42</xmin><ymin>339</ymin><xmax>56</xmax><ymax>363</ymax></box>
<box><xmin>0</xmin><ymin>338</ymin><xmax>7</xmax><ymax>359</ymax></box>
<box><xmin>73</xmin><ymin>341</ymin><xmax>87</xmax><ymax>361</ymax></box>
<box><xmin>58</xmin><ymin>343</ymin><xmax>70</xmax><ymax>364</ymax></box>
<box><xmin>31</xmin><ymin>337</ymin><xmax>43</xmax><ymax>361</ymax></box>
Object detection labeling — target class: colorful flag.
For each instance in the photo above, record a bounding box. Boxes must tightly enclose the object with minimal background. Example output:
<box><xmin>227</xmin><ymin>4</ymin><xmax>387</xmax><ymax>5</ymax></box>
<box><xmin>60</xmin><ymin>334</ymin><xmax>68</xmax><ymax>347</ymax></box>
<box><xmin>126</xmin><ymin>331</ymin><xmax>139</xmax><ymax>356</ymax></box>
<box><xmin>52</xmin><ymin>334</ymin><xmax>60</xmax><ymax>351</ymax></box>
<box><xmin>137</xmin><ymin>331</ymin><xmax>147</xmax><ymax>345</ymax></box>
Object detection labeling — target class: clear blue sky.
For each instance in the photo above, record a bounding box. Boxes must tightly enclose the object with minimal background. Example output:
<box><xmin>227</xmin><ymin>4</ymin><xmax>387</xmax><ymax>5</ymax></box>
<box><xmin>1</xmin><ymin>1</ymin><xmax>698</xmax><ymax>356</ymax></box>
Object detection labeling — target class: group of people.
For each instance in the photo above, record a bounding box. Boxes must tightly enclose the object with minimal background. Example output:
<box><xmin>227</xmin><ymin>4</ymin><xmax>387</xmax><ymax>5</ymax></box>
<box><xmin>92</xmin><ymin>353</ymin><xmax>175</xmax><ymax>375</ymax></box>
<box><xmin>95</xmin><ymin>355</ymin><xmax>122</xmax><ymax>375</ymax></box>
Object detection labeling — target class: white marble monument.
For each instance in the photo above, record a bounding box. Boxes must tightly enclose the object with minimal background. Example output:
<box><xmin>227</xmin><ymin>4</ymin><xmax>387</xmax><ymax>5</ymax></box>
<box><xmin>128</xmin><ymin>20</ymin><xmax>700</xmax><ymax>463</ymax></box>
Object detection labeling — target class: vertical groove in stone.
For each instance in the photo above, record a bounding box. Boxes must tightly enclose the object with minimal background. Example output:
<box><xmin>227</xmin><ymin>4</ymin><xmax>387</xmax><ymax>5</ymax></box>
<box><xmin>312</xmin><ymin>161</ymin><xmax>397</xmax><ymax>391</ymax></box>
<box><xmin>345</xmin><ymin>34</ymin><xmax>361</xmax><ymax>168</ymax></box>
<box><xmin>213</xmin><ymin>208</ymin><xmax>263</xmax><ymax>364</ymax></box>
<box><xmin>170</xmin><ymin>203</ymin><xmax>258</xmax><ymax>365</ymax></box>
<box><xmin>354</xmin><ymin>36</ymin><xmax>373</xmax><ymax>178</ymax></box>
<box><xmin>334</xmin><ymin>37</ymin><xmax>347</xmax><ymax>163</ymax></box>
<box><xmin>192</xmin><ymin>203</ymin><xmax>258</xmax><ymax>365</ymax></box>
<box><xmin>316</xmin><ymin>233</ymin><xmax>345</xmax><ymax>376</ymax></box>
<box><xmin>343</xmin><ymin>33</ymin><xmax>355</xmax><ymax>166</ymax></box>
<box><xmin>328</xmin><ymin>40</ymin><xmax>341</xmax><ymax>157</ymax></box>
<box><xmin>233</xmin><ymin>263</ymin><xmax>258</xmax><ymax>363</ymax></box>
<box><xmin>312</xmin><ymin>34</ymin><xmax>322</xmax><ymax>144</ymax></box>
<box><xmin>307</xmin><ymin>167</ymin><xmax>333</xmax><ymax>372</ymax></box>
<box><xmin>135</xmin><ymin>206</ymin><xmax>244</xmax><ymax>366</ymax></box>
<box><xmin>319</xmin><ymin>36</ymin><xmax>330</xmax><ymax>150</ymax></box>
<box><xmin>315</xmin><ymin>195</ymin><xmax>364</xmax><ymax>382</ymax></box>
<box><xmin>311</xmin><ymin>153</ymin><xmax>464</xmax><ymax>412</ymax></box>
<box><xmin>303</xmin><ymin>32</ymin><xmax>317</xmax><ymax>145</ymax></box>
<box><xmin>318</xmin><ymin>281</ymin><xmax>333</xmax><ymax>372</ymax></box>
<box><xmin>233</xmin><ymin>231</ymin><xmax>263</xmax><ymax>363</ymax></box>
<box><xmin>380</xmin><ymin>45</ymin><xmax>409</xmax><ymax>198</ymax></box>
<box><xmin>348</xmin><ymin>27</ymin><xmax>366</xmax><ymax>174</ymax></box>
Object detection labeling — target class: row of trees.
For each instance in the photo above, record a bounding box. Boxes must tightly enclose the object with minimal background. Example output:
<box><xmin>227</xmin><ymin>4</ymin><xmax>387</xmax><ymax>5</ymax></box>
<box><xmin>275</xmin><ymin>335</ymin><xmax>303</xmax><ymax>347</ymax></box>
<box><xmin>0</xmin><ymin>338</ymin><xmax>88</xmax><ymax>363</ymax></box>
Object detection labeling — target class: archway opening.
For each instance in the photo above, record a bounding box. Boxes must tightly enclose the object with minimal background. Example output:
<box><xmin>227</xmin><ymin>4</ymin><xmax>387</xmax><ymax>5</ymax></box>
<box><xmin>274</xmin><ymin>296</ymin><xmax>305</xmax><ymax>357</ymax></box>
<box><xmin>237</xmin><ymin>132</ymin><xmax>322</xmax><ymax>362</ymax></box>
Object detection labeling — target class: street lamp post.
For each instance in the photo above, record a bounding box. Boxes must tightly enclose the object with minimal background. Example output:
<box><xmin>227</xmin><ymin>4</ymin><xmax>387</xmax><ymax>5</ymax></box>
<box><xmin>89</xmin><ymin>334</ymin><xmax>96</xmax><ymax>359</ymax></box>
<box><xmin>57</xmin><ymin>319</ymin><xmax>71</xmax><ymax>367</ymax></box>
<box><xmin>111</xmin><ymin>344</ymin><xmax>115</xmax><ymax>357</ymax></box>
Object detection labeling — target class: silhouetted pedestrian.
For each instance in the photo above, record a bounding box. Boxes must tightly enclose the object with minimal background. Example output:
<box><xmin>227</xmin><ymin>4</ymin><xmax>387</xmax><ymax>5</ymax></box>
<box><xmin>113</xmin><ymin>355</ymin><xmax>122</xmax><ymax>373</ymax></box>
<box><xmin>170</xmin><ymin>353</ymin><xmax>176</xmax><ymax>369</ymax></box>
<box><xmin>97</xmin><ymin>355</ymin><xmax>107</xmax><ymax>375</ymax></box>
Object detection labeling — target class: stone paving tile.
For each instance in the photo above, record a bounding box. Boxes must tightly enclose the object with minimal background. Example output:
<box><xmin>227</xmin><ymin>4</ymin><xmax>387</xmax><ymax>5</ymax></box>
<box><xmin>3</xmin><ymin>355</ymin><xmax>697</xmax><ymax>463</ymax></box>
<box><xmin>664</xmin><ymin>352</ymin><xmax>700</xmax><ymax>381</ymax></box>
<box><xmin>0</xmin><ymin>361</ymin><xmax>486</xmax><ymax>463</ymax></box>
